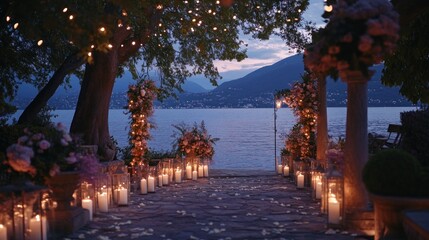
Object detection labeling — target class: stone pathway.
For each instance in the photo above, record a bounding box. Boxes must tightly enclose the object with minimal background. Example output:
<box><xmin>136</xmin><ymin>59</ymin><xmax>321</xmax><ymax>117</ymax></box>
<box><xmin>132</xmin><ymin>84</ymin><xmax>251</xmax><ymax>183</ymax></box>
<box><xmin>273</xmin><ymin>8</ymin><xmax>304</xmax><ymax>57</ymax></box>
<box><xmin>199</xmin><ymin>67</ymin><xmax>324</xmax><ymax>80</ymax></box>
<box><xmin>66</xmin><ymin>170</ymin><xmax>369</xmax><ymax>240</ymax></box>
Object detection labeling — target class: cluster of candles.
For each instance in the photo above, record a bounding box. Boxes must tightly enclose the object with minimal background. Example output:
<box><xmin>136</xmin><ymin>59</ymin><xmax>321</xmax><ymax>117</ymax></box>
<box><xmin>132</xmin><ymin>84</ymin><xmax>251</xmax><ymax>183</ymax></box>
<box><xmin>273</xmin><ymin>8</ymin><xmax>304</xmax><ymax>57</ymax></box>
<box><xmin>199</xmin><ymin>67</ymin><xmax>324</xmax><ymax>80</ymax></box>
<box><xmin>0</xmin><ymin>214</ymin><xmax>48</xmax><ymax>240</ymax></box>
<box><xmin>140</xmin><ymin>164</ymin><xmax>209</xmax><ymax>195</ymax></box>
<box><xmin>277</xmin><ymin>162</ymin><xmax>343</xmax><ymax>227</ymax></box>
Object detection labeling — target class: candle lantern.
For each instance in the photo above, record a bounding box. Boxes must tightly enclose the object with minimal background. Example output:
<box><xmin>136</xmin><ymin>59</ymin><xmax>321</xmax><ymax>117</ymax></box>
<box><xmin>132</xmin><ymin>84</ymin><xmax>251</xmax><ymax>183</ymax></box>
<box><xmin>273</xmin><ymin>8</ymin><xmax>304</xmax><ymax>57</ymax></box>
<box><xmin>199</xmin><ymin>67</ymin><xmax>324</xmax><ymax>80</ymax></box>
<box><xmin>174</xmin><ymin>159</ymin><xmax>183</xmax><ymax>183</ymax></box>
<box><xmin>111</xmin><ymin>166</ymin><xmax>130</xmax><ymax>206</ymax></box>
<box><xmin>322</xmin><ymin>169</ymin><xmax>344</xmax><ymax>227</ymax></box>
<box><xmin>94</xmin><ymin>173</ymin><xmax>112</xmax><ymax>213</ymax></box>
<box><xmin>0</xmin><ymin>182</ymin><xmax>48</xmax><ymax>240</ymax></box>
<box><xmin>292</xmin><ymin>159</ymin><xmax>303</xmax><ymax>182</ymax></box>
<box><xmin>276</xmin><ymin>156</ymin><xmax>282</xmax><ymax>175</ymax></box>
<box><xmin>202</xmin><ymin>159</ymin><xmax>209</xmax><ymax>178</ymax></box>
<box><xmin>147</xmin><ymin>165</ymin><xmax>157</xmax><ymax>192</ymax></box>
<box><xmin>79</xmin><ymin>181</ymin><xmax>95</xmax><ymax>220</ymax></box>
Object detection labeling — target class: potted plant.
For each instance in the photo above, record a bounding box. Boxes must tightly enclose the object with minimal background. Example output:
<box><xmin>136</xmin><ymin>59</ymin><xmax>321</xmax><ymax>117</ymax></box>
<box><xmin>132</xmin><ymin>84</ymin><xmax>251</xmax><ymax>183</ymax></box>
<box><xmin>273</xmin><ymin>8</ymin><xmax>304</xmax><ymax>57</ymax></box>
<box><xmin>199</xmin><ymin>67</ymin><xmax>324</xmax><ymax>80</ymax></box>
<box><xmin>362</xmin><ymin>149</ymin><xmax>429</xmax><ymax>239</ymax></box>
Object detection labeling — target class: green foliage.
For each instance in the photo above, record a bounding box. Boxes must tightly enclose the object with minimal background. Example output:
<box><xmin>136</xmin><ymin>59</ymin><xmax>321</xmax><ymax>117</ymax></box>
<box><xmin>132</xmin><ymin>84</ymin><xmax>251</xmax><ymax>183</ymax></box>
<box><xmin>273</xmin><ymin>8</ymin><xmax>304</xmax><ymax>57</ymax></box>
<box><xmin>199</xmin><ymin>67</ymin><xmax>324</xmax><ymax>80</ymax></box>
<box><xmin>362</xmin><ymin>149</ymin><xmax>427</xmax><ymax>197</ymax></box>
<box><xmin>1</xmin><ymin>0</ymin><xmax>314</xmax><ymax>109</ymax></box>
<box><xmin>382</xmin><ymin>9</ymin><xmax>429</xmax><ymax>104</ymax></box>
<box><xmin>400</xmin><ymin>109</ymin><xmax>429</xmax><ymax>167</ymax></box>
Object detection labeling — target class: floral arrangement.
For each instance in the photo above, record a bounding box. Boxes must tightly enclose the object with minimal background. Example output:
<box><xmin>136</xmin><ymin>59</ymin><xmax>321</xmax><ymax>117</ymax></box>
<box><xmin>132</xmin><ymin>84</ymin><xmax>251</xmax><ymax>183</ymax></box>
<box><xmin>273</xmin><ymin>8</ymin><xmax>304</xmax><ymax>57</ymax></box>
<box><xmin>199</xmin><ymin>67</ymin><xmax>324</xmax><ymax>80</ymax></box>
<box><xmin>173</xmin><ymin>121</ymin><xmax>218</xmax><ymax>160</ymax></box>
<box><xmin>3</xmin><ymin>123</ymin><xmax>100</xmax><ymax>184</ymax></box>
<box><xmin>127</xmin><ymin>80</ymin><xmax>157</xmax><ymax>167</ymax></box>
<box><xmin>304</xmin><ymin>0</ymin><xmax>399</xmax><ymax>81</ymax></box>
<box><xmin>280</xmin><ymin>73</ymin><xmax>318</xmax><ymax>159</ymax></box>
<box><xmin>326</xmin><ymin>137</ymin><xmax>345</xmax><ymax>170</ymax></box>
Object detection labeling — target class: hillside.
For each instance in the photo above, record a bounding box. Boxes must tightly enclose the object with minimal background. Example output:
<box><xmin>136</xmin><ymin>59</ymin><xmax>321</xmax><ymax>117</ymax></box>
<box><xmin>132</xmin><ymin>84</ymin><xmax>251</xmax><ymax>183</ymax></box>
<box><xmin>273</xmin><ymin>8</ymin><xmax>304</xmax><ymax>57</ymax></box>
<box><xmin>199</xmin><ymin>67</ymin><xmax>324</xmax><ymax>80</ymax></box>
<box><xmin>13</xmin><ymin>54</ymin><xmax>412</xmax><ymax>109</ymax></box>
<box><xmin>157</xmin><ymin>54</ymin><xmax>412</xmax><ymax>108</ymax></box>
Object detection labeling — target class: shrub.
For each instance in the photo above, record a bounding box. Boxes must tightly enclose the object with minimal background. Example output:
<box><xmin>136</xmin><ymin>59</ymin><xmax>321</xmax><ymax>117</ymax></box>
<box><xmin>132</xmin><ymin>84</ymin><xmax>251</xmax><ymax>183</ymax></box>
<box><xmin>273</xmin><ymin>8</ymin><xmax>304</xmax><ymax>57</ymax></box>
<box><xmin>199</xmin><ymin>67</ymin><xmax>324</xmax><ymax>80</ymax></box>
<box><xmin>400</xmin><ymin>109</ymin><xmax>429</xmax><ymax>167</ymax></box>
<box><xmin>362</xmin><ymin>149</ymin><xmax>426</xmax><ymax>197</ymax></box>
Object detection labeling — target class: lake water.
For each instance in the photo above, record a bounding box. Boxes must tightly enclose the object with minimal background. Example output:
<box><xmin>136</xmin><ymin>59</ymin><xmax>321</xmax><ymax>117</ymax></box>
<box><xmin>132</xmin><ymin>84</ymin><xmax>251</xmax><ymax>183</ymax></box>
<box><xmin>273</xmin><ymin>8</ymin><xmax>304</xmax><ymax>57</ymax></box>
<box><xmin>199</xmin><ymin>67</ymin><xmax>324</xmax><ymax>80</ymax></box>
<box><xmin>11</xmin><ymin>107</ymin><xmax>416</xmax><ymax>170</ymax></box>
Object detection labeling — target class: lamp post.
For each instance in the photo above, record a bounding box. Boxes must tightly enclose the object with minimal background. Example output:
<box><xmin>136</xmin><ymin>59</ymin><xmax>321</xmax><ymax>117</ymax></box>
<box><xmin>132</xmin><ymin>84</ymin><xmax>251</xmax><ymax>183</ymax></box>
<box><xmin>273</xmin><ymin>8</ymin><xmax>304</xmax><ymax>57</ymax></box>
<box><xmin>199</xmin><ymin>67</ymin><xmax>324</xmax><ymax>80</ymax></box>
<box><xmin>274</xmin><ymin>95</ymin><xmax>282</xmax><ymax>172</ymax></box>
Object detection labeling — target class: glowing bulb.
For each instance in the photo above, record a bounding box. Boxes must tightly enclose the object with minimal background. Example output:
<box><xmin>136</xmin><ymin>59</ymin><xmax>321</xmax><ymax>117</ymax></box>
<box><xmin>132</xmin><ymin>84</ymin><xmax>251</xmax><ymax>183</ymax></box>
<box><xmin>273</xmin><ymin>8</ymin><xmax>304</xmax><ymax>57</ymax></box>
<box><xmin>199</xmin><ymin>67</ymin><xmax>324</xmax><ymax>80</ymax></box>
<box><xmin>13</xmin><ymin>23</ymin><xmax>19</xmax><ymax>29</ymax></box>
<box><xmin>156</xmin><ymin>4</ymin><xmax>163</xmax><ymax>10</ymax></box>
<box><xmin>121</xmin><ymin>44</ymin><xmax>124</xmax><ymax>47</ymax></box>
<box><xmin>208</xmin><ymin>10</ymin><xmax>212</xmax><ymax>13</ymax></box>
<box><xmin>158</xmin><ymin>23</ymin><xmax>162</xmax><ymax>26</ymax></box>
<box><xmin>213</xmin><ymin>27</ymin><xmax>217</xmax><ymax>30</ymax></box>
<box><xmin>37</xmin><ymin>40</ymin><xmax>43</xmax><ymax>46</ymax></box>
<box><xmin>232</xmin><ymin>15</ymin><xmax>237</xmax><ymax>20</ymax></box>
<box><xmin>108</xmin><ymin>44</ymin><xmax>113</xmax><ymax>48</ymax></box>
<box><xmin>69</xmin><ymin>15</ymin><xmax>74</xmax><ymax>20</ymax></box>
<box><xmin>99</xmin><ymin>27</ymin><xmax>105</xmax><ymax>32</ymax></box>
<box><xmin>298</xmin><ymin>9</ymin><xmax>302</xmax><ymax>13</ymax></box>
<box><xmin>126</xmin><ymin>26</ymin><xmax>131</xmax><ymax>30</ymax></box>
<box><xmin>324</xmin><ymin>5</ymin><xmax>333</xmax><ymax>12</ymax></box>
<box><xmin>122</xmin><ymin>10</ymin><xmax>127</xmax><ymax>16</ymax></box>
<box><xmin>6</xmin><ymin>16</ymin><xmax>10</xmax><ymax>22</ymax></box>
<box><xmin>216</xmin><ymin>0</ymin><xmax>220</xmax><ymax>4</ymax></box>
<box><xmin>63</xmin><ymin>8</ymin><xmax>68</xmax><ymax>13</ymax></box>
<box><xmin>88</xmin><ymin>52</ymin><xmax>92</xmax><ymax>57</ymax></box>
<box><xmin>91</xmin><ymin>45</ymin><xmax>95</xmax><ymax>48</ymax></box>
<box><xmin>132</xmin><ymin>41</ymin><xmax>136</xmax><ymax>45</ymax></box>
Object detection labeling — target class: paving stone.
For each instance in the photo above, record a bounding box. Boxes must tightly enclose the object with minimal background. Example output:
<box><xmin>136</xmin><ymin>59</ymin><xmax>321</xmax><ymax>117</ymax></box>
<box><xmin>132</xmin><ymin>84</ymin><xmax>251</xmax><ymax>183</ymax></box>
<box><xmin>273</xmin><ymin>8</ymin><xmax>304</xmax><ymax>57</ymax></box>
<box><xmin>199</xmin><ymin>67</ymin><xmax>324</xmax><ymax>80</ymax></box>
<box><xmin>66</xmin><ymin>170</ymin><xmax>364</xmax><ymax>239</ymax></box>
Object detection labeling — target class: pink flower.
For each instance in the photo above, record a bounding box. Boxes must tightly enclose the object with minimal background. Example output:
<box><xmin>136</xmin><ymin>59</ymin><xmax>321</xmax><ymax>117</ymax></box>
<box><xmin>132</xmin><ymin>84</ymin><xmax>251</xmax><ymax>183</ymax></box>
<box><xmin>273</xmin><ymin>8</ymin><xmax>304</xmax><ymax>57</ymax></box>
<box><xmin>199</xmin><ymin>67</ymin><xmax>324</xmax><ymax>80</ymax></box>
<box><xmin>60</xmin><ymin>138</ymin><xmax>69</xmax><ymax>146</ymax></box>
<box><xmin>38</xmin><ymin>140</ymin><xmax>51</xmax><ymax>150</ymax></box>
<box><xmin>358</xmin><ymin>35</ymin><xmax>373</xmax><ymax>52</ymax></box>
<box><xmin>6</xmin><ymin>144</ymin><xmax>35</xmax><ymax>173</ymax></box>
<box><xmin>49</xmin><ymin>164</ymin><xmax>60</xmax><ymax>177</ymax></box>
<box><xmin>17</xmin><ymin>136</ymin><xmax>29</xmax><ymax>144</ymax></box>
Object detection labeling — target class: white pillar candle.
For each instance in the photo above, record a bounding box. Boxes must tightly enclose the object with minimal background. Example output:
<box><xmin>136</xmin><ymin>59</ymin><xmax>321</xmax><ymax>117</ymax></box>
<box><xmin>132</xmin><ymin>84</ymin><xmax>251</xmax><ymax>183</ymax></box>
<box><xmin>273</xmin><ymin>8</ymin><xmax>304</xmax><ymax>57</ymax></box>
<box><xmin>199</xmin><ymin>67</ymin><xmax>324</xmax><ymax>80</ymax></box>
<box><xmin>283</xmin><ymin>165</ymin><xmax>289</xmax><ymax>176</ymax></box>
<box><xmin>198</xmin><ymin>165</ymin><xmax>203</xmax><ymax>177</ymax></box>
<box><xmin>158</xmin><ymin>175</ymin><xmax>163</xmax><ymax>187</ymax></box>
<box><xmin>169</xmin><ymin>168</ymin><xmax>174</xmax><ymax>182</ymax></box>
<box><xmin>140</xmin><ymin>178</ymin><xmax>148</xmax><ymax>194</ymax></box>
<box><xmin>29</xmin><ymin>215</ymin><xmax>47</xmax><ymax>240</ymax></box>
<box><xmin>118</xmin><ymin>188</ymin><xmax>128</xmax><ymax>205</ymax></box>
<box><xmin>0</xmin><ymin>224</ymin><xmax>6</xmax><ymax>240</ymax></box>
<box><xmin>203</xmin><ymin>164</ymin><xmax>209</xmax><ymax>177</ymax></box>
<box><xmin>97</xmin><ymin>192</ymin><xmax>108</xmax><ymax>212</ymax></box>
<box><xmin>328</xmin><ymin>196</ymin><xmax>340</xmax><ymax>224</ymax></box>
<box><xmin>148</xmin><ymin>176</ymin><xmax>155</xmax><ymax>192</ymax></box>
<box><xmin>192</xmin><ymin>170</ymin><xmax>198</xmax><ymax>181</ymax></box>
<box><xmin>82</xmin><ymin>198</ymin><xmax>93</xmax><ymax>220</ymax></box>
<box><xmin>277</xmin><ymin>164</ymin><xmax>283</xmax><ymax>174</ymax></box>
<box><xmin>162</xmin><ymin>174</ymin><xmax>169</xmax><ymax>185</ymax></box>
<box><xmin>297</xmin><ymin>173</ymin><xmax>304</xmax><ymax>188</ymax></box>
<box><xmin>316</xmin><ymin>181</ymin><xmax>323</xmax><ymax>199</ymax></box>
<box><xmin>186</xmin><ymin>165</ymin><xmax>192</xmax><ymax>179</ymax></box>
<box><xmin>175</xmin><ymin>169</ymin><xmax>182</xmax><ymax>183</ymax></box>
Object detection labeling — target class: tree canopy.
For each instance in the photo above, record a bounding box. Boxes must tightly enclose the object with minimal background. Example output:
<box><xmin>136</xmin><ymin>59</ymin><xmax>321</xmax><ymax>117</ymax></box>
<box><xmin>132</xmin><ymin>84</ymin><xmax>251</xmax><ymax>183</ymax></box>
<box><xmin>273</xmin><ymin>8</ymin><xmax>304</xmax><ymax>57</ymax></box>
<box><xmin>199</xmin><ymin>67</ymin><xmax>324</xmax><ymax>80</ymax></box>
<box><xmin>1</xmin><ymin>0</ymin><xmax>314</xmax><ymax>112</ymax></box>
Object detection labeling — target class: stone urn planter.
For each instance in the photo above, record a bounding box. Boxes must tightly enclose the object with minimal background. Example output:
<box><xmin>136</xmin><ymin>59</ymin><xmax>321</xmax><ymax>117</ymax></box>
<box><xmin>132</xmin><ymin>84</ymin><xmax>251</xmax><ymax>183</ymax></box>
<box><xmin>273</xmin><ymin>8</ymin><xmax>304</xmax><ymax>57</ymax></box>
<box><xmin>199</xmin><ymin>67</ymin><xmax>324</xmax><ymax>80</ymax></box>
<box><xmin>45</xmin><ymin>171</ymin><xmax>89</xmax><ymax>238</ymax></box>
<box><xmin>371</xmin><ymin>194</ymin><xmax>429</xmax><ymax>239</ymax></box>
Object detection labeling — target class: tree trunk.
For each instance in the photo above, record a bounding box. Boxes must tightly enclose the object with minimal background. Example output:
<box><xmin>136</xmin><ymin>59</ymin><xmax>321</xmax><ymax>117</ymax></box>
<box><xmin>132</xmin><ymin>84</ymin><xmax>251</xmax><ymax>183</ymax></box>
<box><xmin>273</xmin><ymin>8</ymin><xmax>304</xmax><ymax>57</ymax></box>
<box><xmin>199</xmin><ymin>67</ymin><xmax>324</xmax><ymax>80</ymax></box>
<box><xmin>70</xmin><ymin>50</ymin><xmax>119</xmax><ymax>161</ymax></box>
<box><xmin>18</xmin><ymin>54</ymin><xmax>84</xmax><ymax>124</ymax></box>
<box><xmin>344</xmin><ymin>81</ymin><xmax>369</xmax><ymax>211</ymax></box>
<box><xmin>316</xmin><ymin>76</ymin><xmax>328</xmax><ymax>164</ymax></box>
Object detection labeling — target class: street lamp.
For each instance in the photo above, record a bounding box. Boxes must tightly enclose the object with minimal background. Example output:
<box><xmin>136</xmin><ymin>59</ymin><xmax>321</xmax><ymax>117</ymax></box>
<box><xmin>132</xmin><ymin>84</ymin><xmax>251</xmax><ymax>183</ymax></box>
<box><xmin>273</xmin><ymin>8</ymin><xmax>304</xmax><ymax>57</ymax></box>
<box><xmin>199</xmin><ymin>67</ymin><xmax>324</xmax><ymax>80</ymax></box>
<box><xmin>274</xmin><ymin>95</ymin><xmax>282</xmax><ymax>172</ymax></box>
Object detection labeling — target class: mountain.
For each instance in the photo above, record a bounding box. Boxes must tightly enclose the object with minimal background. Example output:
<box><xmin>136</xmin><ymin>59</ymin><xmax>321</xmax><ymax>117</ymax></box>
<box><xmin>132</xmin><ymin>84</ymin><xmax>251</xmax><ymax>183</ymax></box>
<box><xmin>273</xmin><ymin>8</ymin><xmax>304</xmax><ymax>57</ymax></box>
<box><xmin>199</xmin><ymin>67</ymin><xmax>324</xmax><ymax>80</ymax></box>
<box><xmin>12</xmin><ymin>54</ymin><xmax>412</xmax><ymax>109</ymax></box>
<box><xmin>157</xmin><ymin>54</ymin><xmax>412</xmax><ymax>108</ymax></box>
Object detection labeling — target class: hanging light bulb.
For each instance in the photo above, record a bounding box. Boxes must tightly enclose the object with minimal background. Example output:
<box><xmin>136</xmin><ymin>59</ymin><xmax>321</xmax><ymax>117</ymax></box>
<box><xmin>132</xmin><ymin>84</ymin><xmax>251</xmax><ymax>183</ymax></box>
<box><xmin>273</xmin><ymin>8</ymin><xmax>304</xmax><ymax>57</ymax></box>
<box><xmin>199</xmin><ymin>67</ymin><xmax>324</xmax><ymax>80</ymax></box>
<box><xmin>88</xmin><ymin>52</ymin><xmax>92</xmax><ymax>57</ymax></box>
<box><xmin>99</xmin><ymin>27</ymin><xmax>106</xmax><ymax>32</ymax></box>
<box><xmin>37</xmin><ymin>40</ymin><xmax>43</xmax><ymax>46</ymax></box>
<box><xmin>13</xmin><ymin>23</ymin><xmax>19</xmax><ymax>29</ymax></box>
<box><xmin>108</xmin><ymin>44</ymin><xmax>113</xmax><ymax>48</ymax></box>
<box><xmin>69</xmin><ymin>15</ymin><xmax>74</xmax><ymax>20</ymax></box>
<box><xmin>6</xmin><ymin>16</ymin><xmax>11</xmax><ymax>22</ymax></box>
<box><xmin>63</xmin><ymin>8</ymin><xmax>68</xmax><ymax>13</ymax></box>
<box><xmin>324</xmin><ymin>5</ymin><xmax>333</xmax><ymax>12</ymax></box>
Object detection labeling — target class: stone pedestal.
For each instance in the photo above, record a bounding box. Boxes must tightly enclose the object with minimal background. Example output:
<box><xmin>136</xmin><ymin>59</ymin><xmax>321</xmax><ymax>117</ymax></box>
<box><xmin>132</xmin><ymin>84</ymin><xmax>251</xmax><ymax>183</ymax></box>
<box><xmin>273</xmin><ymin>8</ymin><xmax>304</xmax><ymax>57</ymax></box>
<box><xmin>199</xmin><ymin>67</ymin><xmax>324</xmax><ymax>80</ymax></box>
<box><xmin>47</xmin><ymin>207</ymin><xmax>89</xmax><ymax>238</ymax></box>
<box><xmin>345</xmin><ymin>210</ymin><xmax>375</xmax><ymax>236</ymax></box>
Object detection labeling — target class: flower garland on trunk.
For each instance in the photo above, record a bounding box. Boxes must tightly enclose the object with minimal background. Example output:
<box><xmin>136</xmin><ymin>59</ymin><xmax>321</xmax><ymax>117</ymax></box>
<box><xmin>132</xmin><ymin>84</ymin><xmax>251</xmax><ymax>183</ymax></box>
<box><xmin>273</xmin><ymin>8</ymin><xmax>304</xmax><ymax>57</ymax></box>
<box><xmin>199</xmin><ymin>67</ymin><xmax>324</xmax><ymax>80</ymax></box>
<box><xmin>304</xmin><ymin>0</ymin><xmax>399</xmax><ymax>81</ymax></box>
<box><xmin>127</xmin><ymin>80</ymin><xmax>157</xmax><ymax>167</ymax></box>
<box><xmin>281</xmin><ymin>73</ymin><xmax>318</xmax><ymax>159</ymax></box>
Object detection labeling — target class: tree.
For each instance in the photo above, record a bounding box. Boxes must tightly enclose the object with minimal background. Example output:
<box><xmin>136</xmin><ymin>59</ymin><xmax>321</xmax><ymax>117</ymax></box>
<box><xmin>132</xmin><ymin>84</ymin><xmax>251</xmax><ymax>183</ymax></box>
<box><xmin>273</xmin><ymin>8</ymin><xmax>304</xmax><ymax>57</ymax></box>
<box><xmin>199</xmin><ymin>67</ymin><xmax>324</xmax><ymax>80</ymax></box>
<box><xmin>382</xmin><ymin>1</ymin><xmax>429</xmax><ymax>104</ymax></box>
<box><xmin>2</xmin><ymin>0</ymin><xmax>314</xmax><ymax>160</ymax></box>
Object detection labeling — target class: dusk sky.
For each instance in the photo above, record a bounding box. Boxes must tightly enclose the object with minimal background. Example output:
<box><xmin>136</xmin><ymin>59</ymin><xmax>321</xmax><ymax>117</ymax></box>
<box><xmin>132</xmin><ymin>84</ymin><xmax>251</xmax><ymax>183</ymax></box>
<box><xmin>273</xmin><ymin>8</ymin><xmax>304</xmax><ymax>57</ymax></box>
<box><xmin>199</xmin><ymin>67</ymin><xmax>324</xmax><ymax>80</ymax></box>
<box><xmin>191</xmin><ymin>0</ymin><xmax>325</xmax><ymax>89</ymax></box>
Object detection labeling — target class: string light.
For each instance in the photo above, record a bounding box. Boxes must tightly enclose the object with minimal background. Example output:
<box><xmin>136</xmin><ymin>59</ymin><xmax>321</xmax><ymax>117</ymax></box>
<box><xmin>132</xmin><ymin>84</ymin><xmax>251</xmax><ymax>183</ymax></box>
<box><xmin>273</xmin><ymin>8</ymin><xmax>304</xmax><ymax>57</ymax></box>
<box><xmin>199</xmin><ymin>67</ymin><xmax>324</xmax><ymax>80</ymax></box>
<box><xmin>91</xmin><ymin>45</ymin><xmax>95</xmax><ymax>48</ymax></box>
<box><xmin>232</xmin><ymin>15</ymin><xmax>237</xmax><ymax>20</ymax></box>
<box><xmin>37</xmin><ymin>40</ymin><xmax>43</xmax><ymax>46</ymax></box>
<box><xmin>63</xmin><ymin>8</ymin><xmax>68</xmax><ymax>13</ymax></box>
<box><xmin>108</xmin><ymin>44</ymin><xmax>113</xmax><ymax>48</ymax></box>
<box><xmin>99</xmin><ymin>27</ymin><xmax>106</xmax><ymax>32</ymax></box>
<box><xmin>126</xmin><ymin>26</ymin><xmax>131</xmax><ymax>30</ymax></box>
<box><xmin>213</xmin><ymin>27</ymin><xmax>217</xmax><ymax>30</ymax></box>
<box><xmin>69</xmin><ymin>15</ymin><xmax>74</xmax><ymax>20</ymax></box>
<box><xmin>13</xmin><ymin>23</ymin><xmax>19</xmax><ymax>29</ymax></box>
<box><xmin>6</xmin><ymin>16</ymin><xmax>10</xmax><ymax>22</ymax></box>
<box><xmin>156</xmin><ymin>4</ymin><xmax>163</xmax><ymax>10</ymax></box>
<box><xmin>324</xmin><ymin>5</ymin><xmax>333</xmax><ymax>12</ymax></box>
<box><xmin>132</xmin><ymin>41</ymin><xmax>136</xmax><ymax>45</ymax></box>
<box><xmin>88</xmin><ymin>52</ymin><xmax>92</xmax><ymax>56</ymax></box>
